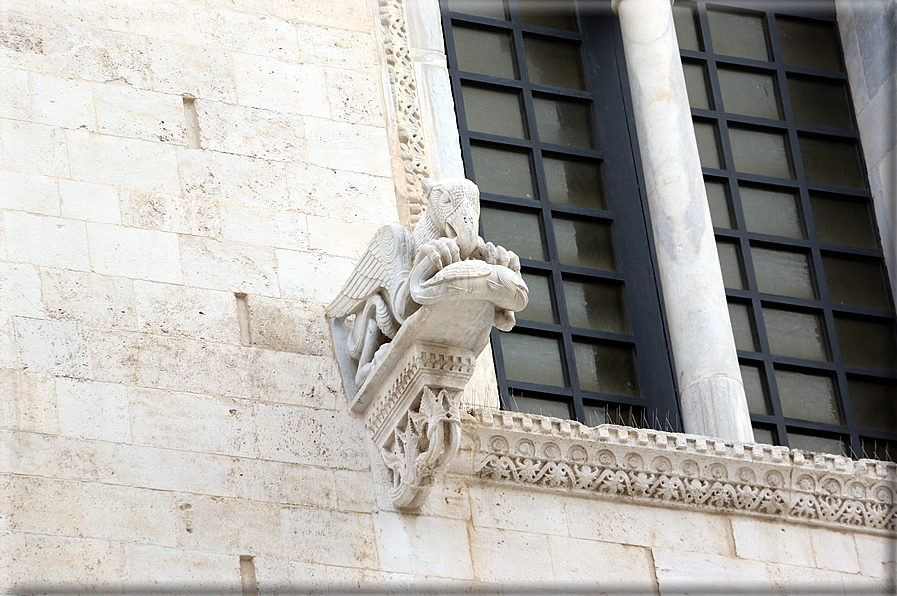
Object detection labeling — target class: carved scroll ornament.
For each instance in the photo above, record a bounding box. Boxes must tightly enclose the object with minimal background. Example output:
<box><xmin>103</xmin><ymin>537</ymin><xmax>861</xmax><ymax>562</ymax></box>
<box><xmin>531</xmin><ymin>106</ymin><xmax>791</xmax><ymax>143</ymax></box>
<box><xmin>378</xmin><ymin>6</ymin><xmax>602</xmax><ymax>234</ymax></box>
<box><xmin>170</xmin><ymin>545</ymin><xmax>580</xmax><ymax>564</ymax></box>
<box><xmin>328</xmin><ymin>177</ymin><xmax>528</xmax><ymax>510</ymax></box>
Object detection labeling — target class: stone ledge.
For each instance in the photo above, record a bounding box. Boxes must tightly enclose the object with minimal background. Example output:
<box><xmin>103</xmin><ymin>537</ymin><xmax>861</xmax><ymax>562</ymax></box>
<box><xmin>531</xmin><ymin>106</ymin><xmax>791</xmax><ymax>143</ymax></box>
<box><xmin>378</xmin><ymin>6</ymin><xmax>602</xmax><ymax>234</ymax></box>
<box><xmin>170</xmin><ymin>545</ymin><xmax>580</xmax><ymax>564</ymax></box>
<box><xmin>455</xmin><ymin>408</ymin><xmax>897</xmax><ymax>534</ymax></box>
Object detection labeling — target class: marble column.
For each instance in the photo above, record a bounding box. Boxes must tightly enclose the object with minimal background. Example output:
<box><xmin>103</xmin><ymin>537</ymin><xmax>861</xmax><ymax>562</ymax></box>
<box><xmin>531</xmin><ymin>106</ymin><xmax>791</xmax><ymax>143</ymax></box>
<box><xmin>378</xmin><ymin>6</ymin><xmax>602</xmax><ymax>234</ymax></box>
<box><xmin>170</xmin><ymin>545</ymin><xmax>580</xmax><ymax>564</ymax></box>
<box><xmin>613</xmin><ymin>0</ymin><xmax>754</xmax><ymax>442</ymax></box>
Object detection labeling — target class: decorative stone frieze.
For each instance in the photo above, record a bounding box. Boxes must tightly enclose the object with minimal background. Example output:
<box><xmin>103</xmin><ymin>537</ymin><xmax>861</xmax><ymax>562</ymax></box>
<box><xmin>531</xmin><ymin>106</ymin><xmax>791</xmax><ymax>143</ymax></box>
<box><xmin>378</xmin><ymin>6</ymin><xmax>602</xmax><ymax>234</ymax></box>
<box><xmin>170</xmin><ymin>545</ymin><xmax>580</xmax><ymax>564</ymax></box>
<box><xmin>464</xmin><ymin>409</ymin><xmax>897</xmax><ymax>533</ymax></box>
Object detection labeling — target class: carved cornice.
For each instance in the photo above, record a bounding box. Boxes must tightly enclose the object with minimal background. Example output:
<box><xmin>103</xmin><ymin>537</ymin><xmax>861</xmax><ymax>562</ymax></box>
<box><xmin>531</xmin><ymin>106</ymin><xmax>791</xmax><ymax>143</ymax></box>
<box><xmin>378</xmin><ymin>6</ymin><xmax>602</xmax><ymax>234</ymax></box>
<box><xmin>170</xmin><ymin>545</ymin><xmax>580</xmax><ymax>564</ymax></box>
<box><xmin>467</xmin><ymin>409</ymin><xmax>897</xmax><ymax>533</ymax></box>
<box><xmin>379</xmin><ymin>0</ymin><xmax>430</xmax><ymax>226</ymax></box>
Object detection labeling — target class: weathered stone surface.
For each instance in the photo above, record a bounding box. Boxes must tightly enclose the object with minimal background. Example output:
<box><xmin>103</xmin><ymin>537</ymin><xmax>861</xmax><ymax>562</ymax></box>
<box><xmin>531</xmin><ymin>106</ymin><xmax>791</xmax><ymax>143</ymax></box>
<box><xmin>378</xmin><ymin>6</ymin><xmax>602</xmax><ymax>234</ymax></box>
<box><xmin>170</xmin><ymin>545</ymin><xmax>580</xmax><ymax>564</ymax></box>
<box><xmin>87</xmin><ymin>222</ymin><xmax>183</xmax><ymax>284</ymax></box>
<box><xmin>59</xmin><ymin>179</ymin><xmax>121</xmax><ymax>224</ymax></box>
<box><xmin>146</xmin><ymin>38</ymin><xmax>238</xmax><ymax>103</ymax></box>
<box><xmin>326</xmin><ymin>68</ymin><xmax>384</xmax><ymax>126</ymax></box>
<box><xmin>83</xmin><ymin>483</ymin><xmax>180</xmax><ymax>547</ymax></box>
<box><xmin>121</xmin><ymin>190</ymin><xmax>221</xmax><ymax>238</ymax></box>
<box><xmin>0</xmin><ymin>370</ymin><xmax>57</xmax><ymax>434</ymax></box>
<box><xmin>5</xmin><ymin>211</ymin><xmax>90</xmax><ymax>271</ymax></box>
<box><xmin>219</xmin><ymin>203</ymin><xmax>307</xmax><ymax>250</ymax></box>
<box><xmin>67</xmin><ymin>129</ymin><xmax>180</xmax><ymax>193</ymax></box>
<box><xmin>732</xmin><ymin>518</ymin><xmax>816</xmax><ymax>568</ymax></box>
<box><xmin>179</xmin><ymin>235</ymin><xmax>278</xmax><ymax>297</ymax></box>
<box><xmin>0</xmin><ymin>429</ymin><xmax>99</xmax><ymax>482</ymax></box>
<box><xmin>0</xmin><ymin>170</ymin><xmax>60</xmax><ymax>216</ymax></box>
<box><xmin>0</xmin><ymin>120</ymin><xmax>69</xmax><ymax>178</ymax></box>
<box><xmin>373</xmin><ymin>512</ymin><xmax>473</xmax><ymax>579</ymax></box>
<box><xmin>284</xmin><ymin>163</ymin><xmax>397</xmax><ymax>223</ymax></box>
<box><xmin>229</xmin><ymin>458</ymin><xmax>337</xmax><ymax>509</ymax></box>
<box><xmin>175</xmin><ymin>495</ymin><xmax>283</xmax><ymax>558</ymax></box>
<box><xmin>195</xmin><ymin>100</ymin><xmax>305</xmax><ymax>162</ymax></box>
<box><xmin>306</xmin><ymin>118</ymin><xmax>391</xmax><ymax>176</ymax></box>
<box><xmin>653</xmin><ymin>549</ymin><xmax>771</xmax><ymax>593</ymax></box>
<box><xmin>121</xmin><ymin>544</ymin><xmax>241</xmax><ymax>592</ymax></box>
<box><xmin>233</xmin><ymin>53</ymin><xmax>329</xmax><ymax>118</ymax></box>
<box><xmin>307</xmin><ymin>215</ymin><xmax>381</xmax><ymax>258</ymax></box>
<box><xmin>469</xmin><ymin>526</ymin><xmax>554</xmax><ymax>586</ymax></box>
<box><xmin>280</xmin><ymin>507</ymin><xmax>378</xmax><ymax>568</ymax></box>
<box><xmin>0</xmin><ymin>66</ymin><xmax>30</xmax><ymax>119</ymax></box>
<box><xmin>548</xmin><ymin>535</ymin><xmax>655</xmax><ymax>591</ymax></box>
<box><xmin>0</xmin><ymin>262</ymin><xmax>43</xmax><ymax>319</ymax></box>
<box><xmin>42</xmin><ymin>268</ymin><xmax>136</xmax><ymax>330</ymax></box>
<box><xmin>134</xmin><ymin>281</ymin><xmax>239</xmax><ymax>343</ymax></box>
<box><xmin>4</xmin><ymin>475</ymin><xmax>88</xmax><ymax>537</ymax></box>
<box><xmin>277</xmin><ymin>249</ymin><xmax>355</xmax><ymax>304</ymax></box>
<box><xmin>56</xmin><ymin>378</ymin><xmax>132</xmax><ymax>443</ymax></box>
<box><xmin>95</xmin><ymin>85</ymin><xmax>186</xmax><ymax>144</ymax></box>
<box><xmin>469</xmin><ymin>484</ymin><xmax>569</xmax><ymax>536</ymax></box>
<box><xmin>243</xmin><ymin>295</ymin><xmax>329</xmax><ymax>356</ymax></box>
<box><xmin>0</xmin><ymin>315</ymin><xmax>14</xmax><ymax>369</ymax></box>
<box><xmin>178</xmin><ymin>147</ymin><xmax>290</xmax><ymax>210</ymax></box>
<box><xmin>2</xmin><ymin>533</ymin><xmax>123</xmax><ymax>594</ymax></box>
<box><xmin>30</xmin><ymin>72</ymin><xmax>96</xmax><ymax>132</ymax></box>
<box><xmin>15</xmin><ymin>317</ymin><xmax>92</xmax><ymax>379</ymax></box>
<box><xmin>181</xmin><ymin>4</ymin><xmax>299</xmax><ymax>60</ymax></box>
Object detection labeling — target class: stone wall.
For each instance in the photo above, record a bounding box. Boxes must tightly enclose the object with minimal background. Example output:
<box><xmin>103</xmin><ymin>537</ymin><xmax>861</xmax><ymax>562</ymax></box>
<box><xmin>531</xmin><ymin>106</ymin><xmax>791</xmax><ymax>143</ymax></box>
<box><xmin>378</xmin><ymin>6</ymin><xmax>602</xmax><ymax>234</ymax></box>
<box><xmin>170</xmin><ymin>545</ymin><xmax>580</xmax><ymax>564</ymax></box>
<box><xmin>1</xmin><ymin>0</ymin><xmax>894</xmax><ymax>594</ymax></box>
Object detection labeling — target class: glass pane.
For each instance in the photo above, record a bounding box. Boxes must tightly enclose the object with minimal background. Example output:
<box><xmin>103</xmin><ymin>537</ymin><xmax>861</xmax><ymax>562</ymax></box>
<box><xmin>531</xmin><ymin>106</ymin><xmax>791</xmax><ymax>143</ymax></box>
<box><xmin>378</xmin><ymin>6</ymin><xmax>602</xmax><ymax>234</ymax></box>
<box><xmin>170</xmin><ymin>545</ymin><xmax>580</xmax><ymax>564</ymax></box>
<box><xmin>543</xmin><ymin>157</ymin><xmax>607</xmax><ymax>210</ymax></box>
<box><xmin>453</xmin><ymin>26</ymin><xmax>516</xmax><ymax>79</ymax></box>
<box><xmin>717</xmin><ymin>240</ymin><xmax>746</xmax><ymax>290</ymax></box>
<box><xmin>508</xmin><ymin>392</ymin><xmax>570</xmax><ymax>419</ymax></box>
<box><xmin>810</xmin><ymin>196</ymin><xmax>877</xmax><ymax>249</ymax></box>
<box><xmin>799</xmin><ymin>136</ymin><xmax>865</xmax><ymax>189</ymax></box>
<box><xmin>729</xmin><ymin>302</ymin><xmax>757</xmax><ymax>352</ymax></box>
<box><xmin>583</xmin><ymin>404</ymin><xmax>608</xmax><ymax>427</ymax></box>
<box><xmin>823</xmin><ymin>256</ymin><xmax>889</xmax><ymax>310</ymax></box>
<box><xmin>523</xmin><ymin>37</ymin><xmax>586</xmax><ymax>90</ymax></box>
<box><xmin>533</xmin><ymin>96</ymin><xmax>596</xmax><ymax>149</ymax></box>
<box><xmin>849</xmin><ymin>378</ymin><xmax>897</xmax><ymax>433</ymax></box>
<box><xmin>763</xmin><ymin>307</ymin><xmax>829</xmax><ymax>362</ymax></box>
<box><xmin>501</xmin><ymin>332</ymin><xmax>566</xmax><ymax>386</ymax></box>
<box><xmin>461</xmin><ymin>85</ymin><xmax>526</xmax><ymax>139</ymax></box>
<box><xmin>707</xmin><ymin>9</ymin><xmax>770</xmax><ymax>62</ymax></box>
<box><xmin>787</xmin><ymin>76</ymin><xmax>853</xmax><ymax>130</ymax></box>
<box><xmin>518</xmin><ymin>271</ymin><xmax>555</xmax><ymax>324</ymax></box>
<box><xmin>584</xmin><ymin>403</ymin><xmax>644</xmax><ymax>427</ymax></box>
<box><xmin>834</xmin><ymin>317</ymin><xmax>897</xmax><ymax>371</ymax></box>
<box><xmin>718</xmin><ymin>67</ymin><xmax>780</xmax><ymax>120</ymax></box>
<box><xmin>683</xmin><ymin>62</ymin><xmax>711</xmax><ymax>110</ymax></box>
<box><xmin>446</xmin><ymin>0</ymin><xmax>507</xmax><ymax>19</ymax></box>
<box><xmin>777</xmin><ymin>17</ymin><xmax>841</xmax><ymax>72</ymax></box>
<box><xmin>729</xmin><ymin>127</ymin><xmax>793</xmax><ymax>179</ymax></box>
<box><xmin>751</xmin><ymin>246</ymin><xmax>815</xmax><ymax>300</ymax></box>
<box><xmin>775</xmin><ymin>369</ymin><xmax>841</xmax><ymax>424</ymax></box>
<box><xmin>705</xmin><ymin>180</ymin><xmax>732</xmax><ymax>228</ymax></box>
<box><xmin>741</xmin><ymin>364</ymin><xmax>769</xmax><ymax>414</ymax></box>
<box><xmin>517</xmin><ymin>0</ymin><xmax>578</xmax><ymax>32</ymax></box>
<box><xmin>788</xmin><ymin>431</ymin><xmax>846</xmax><ymax>456</ymax></box>
<box><xmin>673</xmin><ymin>5</ymin><xmax>702</xmax><ymax>52</ymax></box>
<box><xmin>752</xmin><ymin>426</ymin><xmax>775</xmax><ymax>445</ymax></box>
<box><xmin>480</xmin><ymin>206</ymin><xmax>546</xmax><ymax>260</ymax></box>
<box><xmin>740</xmin><ymin>186</ymin><xmax>804</xmax><ymax>239</ymax></box>
<box><xmin>471</xmin><ymin>145</ymin><xmax>535</xmax><ymax>199</ymax></box>
<box><xmin>574</xmin><ymin>341</ymin><xmax>640</xmax><ymax>397</ymax></box>
<box><xmin>862</xmin><ymin>439</ymin><xmax>897</xmax><ymax>463</ymax></box>
<box><xmin>694</xmin><ymin>121</ymin><xmax>721</xmax><ymax>169</ymax></box>
<box><xmin>564</xmin><ymin>278</ymin><xmax>629</xmax><ymax>334</ymax></box>
<box><xmin>553</xmin><ymin>217</ymin><xmax>617</xmax><ymax>271</ymax></box>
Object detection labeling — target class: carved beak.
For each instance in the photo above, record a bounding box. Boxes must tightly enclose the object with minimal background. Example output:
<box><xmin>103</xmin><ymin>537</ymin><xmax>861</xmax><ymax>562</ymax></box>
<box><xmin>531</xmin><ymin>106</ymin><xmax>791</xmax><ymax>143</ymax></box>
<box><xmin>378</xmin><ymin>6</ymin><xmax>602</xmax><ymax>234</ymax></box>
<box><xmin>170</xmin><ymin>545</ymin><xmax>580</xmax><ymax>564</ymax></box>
<box><xmin>446</xmin><ymin>204</ymin><xmax>478</xmax><ymax>260</ymax></box>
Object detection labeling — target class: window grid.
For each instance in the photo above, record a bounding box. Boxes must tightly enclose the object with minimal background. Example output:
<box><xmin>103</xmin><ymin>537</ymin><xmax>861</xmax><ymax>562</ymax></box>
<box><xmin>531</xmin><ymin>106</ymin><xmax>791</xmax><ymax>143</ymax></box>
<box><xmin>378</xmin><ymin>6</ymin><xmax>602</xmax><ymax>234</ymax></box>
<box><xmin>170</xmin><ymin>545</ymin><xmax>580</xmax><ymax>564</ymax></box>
<box><xmin>678</xmin><ymin>0</ymin><xmax>897</xmax><ymax>457</ymax></box>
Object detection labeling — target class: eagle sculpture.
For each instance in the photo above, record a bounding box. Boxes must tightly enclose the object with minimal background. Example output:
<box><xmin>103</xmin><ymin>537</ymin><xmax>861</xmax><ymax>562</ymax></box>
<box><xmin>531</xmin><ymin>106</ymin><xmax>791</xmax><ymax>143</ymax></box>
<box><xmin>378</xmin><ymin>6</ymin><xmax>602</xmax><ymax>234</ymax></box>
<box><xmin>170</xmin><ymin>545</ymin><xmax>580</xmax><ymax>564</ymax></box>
<box><xmin>327</xmin><ymin>177</ymin><xmax>527</xmax><ymax>388</ymax></box>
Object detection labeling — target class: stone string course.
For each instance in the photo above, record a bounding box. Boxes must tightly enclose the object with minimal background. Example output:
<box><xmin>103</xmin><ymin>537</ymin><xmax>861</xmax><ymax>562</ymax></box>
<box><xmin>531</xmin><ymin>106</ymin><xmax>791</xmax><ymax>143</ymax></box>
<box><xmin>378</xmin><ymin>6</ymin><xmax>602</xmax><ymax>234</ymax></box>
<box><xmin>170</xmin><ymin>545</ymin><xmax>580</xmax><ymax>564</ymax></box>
<box><xmin>467</xmin><ymin>409</ymin><xmax>897</xmax><ymax>533</ymax></box>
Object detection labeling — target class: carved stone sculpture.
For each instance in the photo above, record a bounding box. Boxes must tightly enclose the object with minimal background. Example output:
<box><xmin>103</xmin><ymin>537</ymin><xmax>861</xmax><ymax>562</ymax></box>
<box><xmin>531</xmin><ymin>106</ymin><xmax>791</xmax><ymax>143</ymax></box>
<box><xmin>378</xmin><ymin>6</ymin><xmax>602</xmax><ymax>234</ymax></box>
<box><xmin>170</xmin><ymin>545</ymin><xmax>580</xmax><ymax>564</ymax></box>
<box><xmin>328</xmin><ymin>177</ymin><xmax>528</xmax><ymax>509</ymax></box>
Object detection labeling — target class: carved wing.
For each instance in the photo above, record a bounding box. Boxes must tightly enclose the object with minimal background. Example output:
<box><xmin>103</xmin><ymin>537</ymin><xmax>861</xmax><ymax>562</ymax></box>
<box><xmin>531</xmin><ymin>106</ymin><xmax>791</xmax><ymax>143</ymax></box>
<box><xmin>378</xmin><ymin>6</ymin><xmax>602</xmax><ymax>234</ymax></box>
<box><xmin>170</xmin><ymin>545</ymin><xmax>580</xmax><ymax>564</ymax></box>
<box><xmin>326</xmin><ymin>224</ymin><xmax>413</xmax><ymax>320</ymax></box>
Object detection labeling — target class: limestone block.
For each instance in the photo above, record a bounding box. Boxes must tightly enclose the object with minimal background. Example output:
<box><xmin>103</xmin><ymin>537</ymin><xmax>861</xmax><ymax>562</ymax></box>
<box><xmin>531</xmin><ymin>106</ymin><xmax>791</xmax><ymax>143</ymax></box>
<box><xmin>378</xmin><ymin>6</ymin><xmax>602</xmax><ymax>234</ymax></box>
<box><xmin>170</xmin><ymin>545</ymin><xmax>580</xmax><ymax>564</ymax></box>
<box><xmin>0</xmin><ymin>315</ymin><xmax>15</xmax><ymax>369</ymax></box>
<box><xmin>43</xmin><ymin>22</ymin><xmax>151</xmax><ymax>88</ymax></box>
<box><xmin>179</xmin><ymin>235</ymin><xmax>278</xmax><ymax>296</ymax></box>
<box><xmin>134</xmin><ymin>281</ymin><xmax>239</xmax><ymax>343</ymax></box>
<box><xmin>3</xmin><ymin>475</ymin><xmax>87</xmax><ymax>537</ymax></box>
<box><xmin>194</xmin><ymin>100</ymin><xmax>305</xmax><ymax>162</ymax></box>
<box><xmin>181</xmin><ymin>5</ymin><xmax>299</xmax><ymax>60</ymax></box>
<box><xmin>295</xmin><ymin>24</ymin><xmax>376</xmax><ymax>72</ymax></box>
<box><xmin>5</xmin><ymin>211</ymin><xmax>89</xmax><ymax>271</ymax></box>
<box><xmin>0</xmin><ymin>429</ymin><xmax>98</xmax><ymax>481</ymax></box>
<box><xmin>564</xmin><ymin>496</ymin><xmax>732</xmax><ymax>556</ymax></box>
<box><xmin>229</xmin><ymin>458</ymin><xmax>337</xmax><ymax>509</ymax></box>
<box><xmin>146</xmin><ymin>39</ymin><xmax>238</xmax><ymax>103</ymax></box>
<box><xmin>59</xmin><ymin>179</ymin><xmax>121</xmax><ymax>224</ymax></box>
<box><xmin>94</xmin><ymin>84</ymin><xmax>186</xmax><ymax>145</ymax></box>
<box><xmin>220</xmin><ymin>203</ymin><xmax>307</xmax><ymax>251</ymax></box>
<box><xmin>277</xmin><ymin>249</ymin><xmax>355</xmax><ymax>304</ymax></box>
<box><xmin>255</xmin><ymin>403</ymin><xmax>368</xmax><ymax>470</ymax></box>
<box><xmin>333</xmin><ymin>468</ymin><xmax>378</xmax><ymax>514</ymax></box>
<box><xmin>121</xmin><ymin>544</ymin><xmax>241</xmax><ymax>593</ymax></box>
<box><xmin>284</xmin><ymin>164</ymin><xmax>396</xmax><ymax>224</ymax></box>
<box><xmin>307</xmin><ymin>215</ymin><xmax>382</xmax><ymax>259</ymax></box>
<box><xmin>854</xmin><ymin>533</ymin><xmax>896</xmax><ymax>579</ymax></box>
<box><xmin>105</xmin><ymin>0</ymin><xmax>185</xmax><ymax>42</ymax></box>
<box><xmin>305</xmin><ymin>118</ymin><xmax>392</xmax><ymax>177</ymax></box>
<box><xmin>0</xmin><ymin>370</ymin><xmax>57</xmax><ymax>434</ymax></box>
<box><xmin>280</xmin><ymin>506</ymin><xmax>378</xmax><ymax>568</ymax></box>
<box><xmin>0</xmin><ymin>262</ymin><xmax>43</xmax><ymax>319</ymax></box>
<box><xmin>55</xmin><ymin>378</ymin><xmax>132</xmax><ymax>443</ymax></box>
<box><xmin>0</xmin><ymin>170</ymin><xmax>60</xmax><ymax>216</ymax></box>
<box><xmin>809</xmin><ymin>527</ymin><xmax>860</xmax><ymax>574</ymax></box>
<box><xmin>417</xmin><ymin>474</ymin><xmax>471</xmax><ymax>521</ymax></box>
<box><xmin>42</xmin><ymin>268</ymin><xmax>136</xmax><ymax>330</ymax></box>
<box><xmin>82</xmin><ymin>483</ymin><xmax>180</xmax><ymax>547</ymax></box>
<box><xmin>30</xmin><ymin>72</ymin><xmax>96</xmax><ymax>131</ymax></box>
<box><xmin>547</xmin><ymin>535</ymin><xmax>655</xmax><ymax>591</ymax></box>
<box><xmin>0</xmin><ymin>66</ymin><xmax>30</xmax><ymax>119</ymax></box>
<box><xmin>653</xmin><ymin>549</ymin><xmax>771</xmax><ymax>593</ymax></box>
<box><xmin>242</xmin><ymin>295</ymin><xmax>330</xmax><ymax>357</ymax></box>
<box><xmin>95</xmin><ymin>442</ymin><xmax>238</xmax><ymax>497</ymax></box>
<box><xmin>0</xmin><ymin>211</ymin><xmax>6</xmax><ymax>262</ymax></box>
<box><xmin>245</xmin><ymin>0</ymin><xmax>372</xmax><ymax>32</ymax></box>
<box><xmin>765</xmin><ymin>561</ymin><xmax>855</xmax><ymax>595</ymax></box>
<box><xmin>468</xmin><ymin>526</ymin><xmax>554</xmax><ymax>586</ymax></box>
<box><xmin>2</xmin><ymin>533</ymin><xmax>123</xmax><ymax>594</ymax></box>
<box><xmin>87</xmin><ymin>222</ymin><xmax>183</xmax><ymax>284</ymax></box>
<box><xmin>130</xmin><ymin>390</ymin><xmax>258</xmax><ymax>458</ymax></box>
<box><xmin>233</xmin><ymin>53</ymin><xmax>329</xmax><ymax>118</ymax></box>
<box><xmin>326</xmin><ymin>68</ymin><xmax>384</xmax><ymax>126</ymax></box>
<box><xmin>14</xmin><ymin>317</ymin><xmax>92</xmax><ymax>379</ymax></box>
<box><xmin>252</xmin><ymin>557</ymin><xmax>328</xmax><ymax>596</ymax></box>
<box><xmin>0</xmin><ymin>0</ymin><xmax>108</xmax><ymax>29</ymax></box>
<box><xmin>324</xmin><ymin>567</ymin><xmax>420</xmax><ymax>595</ymax></box>
<box><xmin>373</xmin><ymin>512</ymin><xmax>474</xmax><ymax>579</ymax></box>
<box><xmin>178</xmin><ymin>148</ymin><xmax>290</xmax><ymax>211</ymax></box>
<box><xmin>66</xmin><ymin>129</ymin><xmax>180</xmax><ymax>194</ymax></box>
<box><xmin>731</xmin><ymin>518</ymin><xmax>815</xmax><ymax>568</ymax></box>
<box><xmin>120</xmin><ymin>189</ymin><xmax>221</xmax><ymax>238</ymax></box>
<box><xmin>243</xmin><ymin>349</ymin><xmax>342</xmax><ymax>409</ymax></box>
<box><xmin>174</xmin><ymin>495</ymin><xmax>283</xmax><ymax>558</ymax></box>
<box><xmin>0</xmin><ymin>119</ymin><xmax>69</xmax><ymax>177</ymax></box>
<box><xmin>469</xmin><ymin>484</ymin><xmax>568</xmax><ymax>536</ymax></box>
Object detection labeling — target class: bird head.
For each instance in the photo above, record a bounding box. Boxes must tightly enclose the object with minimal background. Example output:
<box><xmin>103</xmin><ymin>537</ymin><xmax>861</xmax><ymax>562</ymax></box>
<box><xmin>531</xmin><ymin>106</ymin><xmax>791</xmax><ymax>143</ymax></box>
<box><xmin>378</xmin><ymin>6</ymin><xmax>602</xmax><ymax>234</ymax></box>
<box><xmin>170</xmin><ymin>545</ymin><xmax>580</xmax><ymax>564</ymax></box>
<box><xmin>421</xmin><ymin>177</ymin><xmax>481</xmax><ymax>259</ymax></box>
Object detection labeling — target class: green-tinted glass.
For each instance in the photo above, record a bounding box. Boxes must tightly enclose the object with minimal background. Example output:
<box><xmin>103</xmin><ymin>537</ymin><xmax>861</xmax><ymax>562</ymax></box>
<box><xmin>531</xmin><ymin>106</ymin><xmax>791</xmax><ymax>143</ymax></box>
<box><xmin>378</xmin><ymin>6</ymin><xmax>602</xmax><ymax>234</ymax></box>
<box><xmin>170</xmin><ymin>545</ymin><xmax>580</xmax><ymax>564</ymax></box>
<box><xmin>729</xmin><ymin>127</ymin><xmax>793</xmax><ymax>179</ymax></box>
<box><xmin>543</xmin><ymin>157</ymin><xmax>607</xmax><ymax>210</ymax></box>
<box><xmin>729</xmin><ymin>301</ymin><xmax>757</xmax><ymax>352</ymax></box>
<box><xmin>788</xmin><ymin>431</ymin><xmax>846</xmax><ymax>456</ymax></box>
<box><xmin>574</xmin><ymin>341</ymin><xmax>640</xmax><ymax>397</ymax></box>
<box><xmin>519</xmin><ymin>271</ymin><xmax>555</xmax><ymax>324</ymax></box>
<box><xmin>823</xmin><ymin>256</ymin><xmax>889</xmax><ymax>310</ymax></box>
<box><xmin>564</xmin><ymin>278</ymin><xmax>629</xmax><ymax>334</ymax></box>
<box><xmin>799</xmin><ymin>136</ymin><xmax>865</xmax><ymax>189</ymax></box>
<box><xmin>553</xmin><ymin>217</ymin><xmax>617</xmax><ymax>271</ymax></box>
<box><xmin>461</xmin><ymin>85</ymin><xmax>526</xmax><ymax>139</ymax></box>
<box><xmin>524</xmin><ymin>37</ymin><xmax>586</xmax><ymax>90</ymax></box>
<box><xmin>775</xmin><ymin>369</ymin><xmax>841</xmax><ymax>424</ymax></box>
<box><xmin>694</xmin><ymin>121</ymin><xmax>721</xmax><ymax>169</ymax></box>
<box><xmin>717</xmin><ymin>240</ymin><xmax>746</xmax><ymax>290</ymax></box>
<box><xmin>752</xmin><ymin>426</ymin><xmax>776</xmax><ymax>445</ymax></box>
<box><xmin>834</xmin><ymin>317</ymin><xmax>897</xmax><ymax>371</ymax></box>
<box><xmin>849</xmin><ymin>378</ymin><xmax>897</xmax><ymax>433</ymax></box>
<box><xmin>683</xmin><ymin>62</ymin><xmax>711</xmax><ymax>110</ymax></box>
<box><xmin>741</xmin><ymin>364</ymin><xmax>770</xmax><ymax>414</ymax></box>
<box><xmin>446</xmin><ymin>0</ymin><xmax>507</xmax><ymax>19</ymax></box>
<box><xmin>508</xmin><ymin>393</ymin><xmax>571</xmax><ymax>419</ymax></box>
<box><xmin>673</xmin><ymin>5</ymin><xmax>702</xmax><ymax>51</ymax></box>
<box><xmin>517</xmin><ymin>0</ymin><xmax>578</xmax><ymax>31</ymax></box>
<box><xmin>810</xmin><ymin>195</ymin><xmax>877</xmax><ymax>249</ymax></box>
<box><xmin>751</xmin><ymin>246</ymin><xmax>815</xmax><ymax>300</ymax></box>
<box><xmin>705</xmin><ymin>180</ymin><xmax>732</xmax><ymax>228</ymax></box>
<box><xmin>707</xmin><ymin>9</ymin><xmax>770</xmax><ymax>62</ymax></box>
<box><xmin>533</xmin><ymin>96</ymin><xmax>596</xmax><ymax>149</ymax></box>
<box><xmin>453</xmin><ymin>26</ymin><xmax>516</xmax><ymax>79</ymax></box>
<box><xmin>480</xmin><ymin>206</ymin><xmax>546</xmax><ymax>261</ymax></box>
<box><xmin>763</xmin><ymin>307</ymin><xmax>829</xmax><ymax>362</ymax></box>
<box><xmin>501</xmin><ymin>332</ymin><xmax>566</xmax><ymax>387</ymax></box>
<box><xmin>471</xmin><ymin>145</ymin><xmax>535</xmax><ymax>199</ymax></box>
<box><xmin>718</xmin><ymin>67</ymin><xmax>780</xmax><ymax>120</ymax></box>
<box><xmin>740</xmin><ymin>186</ymin><xmax>804</xmax><ymax>239</ymax></box>
<box><xmin>777</xmin><ymin>17</ymin><xmax>841</xmax><ymax>72</ymax></box>
<box><xmin>787</xmin><ymin>76</ymin><xmax>853</xmax><ymax>130</ymax></box>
